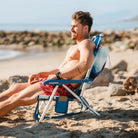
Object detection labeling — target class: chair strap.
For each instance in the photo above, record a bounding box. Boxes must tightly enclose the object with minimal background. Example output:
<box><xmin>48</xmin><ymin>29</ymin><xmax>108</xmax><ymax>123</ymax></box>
<box><xmin>91</xmin><ymin>33</ymin><xmax>104</xmax><ymax>56</ymax></box>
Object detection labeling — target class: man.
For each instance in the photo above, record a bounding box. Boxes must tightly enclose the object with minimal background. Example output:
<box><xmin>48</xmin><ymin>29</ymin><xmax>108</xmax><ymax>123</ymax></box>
<box><xmin>0</xmin><ymin>11</ymin><xmax>95</xmax><ymax>117</ymax></box>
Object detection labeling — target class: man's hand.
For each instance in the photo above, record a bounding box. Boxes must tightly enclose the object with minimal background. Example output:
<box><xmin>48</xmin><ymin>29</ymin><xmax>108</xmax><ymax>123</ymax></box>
<box><xmin>47</xmin><ymin>74</ymin><xmax>57</xmax><ymax>80</ymax></box>
<box><xmin>29</xmin><ymin>72</ymin><xmax>50</xmax><ymax>84</ymax></box>
<box><xmin>29</xmin><ymin>74</ymin><xmax>39</xmax><ymax>84</ymax></box>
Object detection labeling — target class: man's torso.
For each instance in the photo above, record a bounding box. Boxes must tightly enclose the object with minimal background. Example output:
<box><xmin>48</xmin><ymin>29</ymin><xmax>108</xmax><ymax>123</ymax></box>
<box><xmin>59</xmin><ymin>40</ymin><xmax>94</xmax><ymax>87</ymax></box>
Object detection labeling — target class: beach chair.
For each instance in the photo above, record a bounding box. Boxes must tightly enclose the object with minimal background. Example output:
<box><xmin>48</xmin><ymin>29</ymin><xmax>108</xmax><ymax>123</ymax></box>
<box><xmin>34</xmin><ymin>33</ymin><xmax>109</xmax><ymax>123</ymax></box>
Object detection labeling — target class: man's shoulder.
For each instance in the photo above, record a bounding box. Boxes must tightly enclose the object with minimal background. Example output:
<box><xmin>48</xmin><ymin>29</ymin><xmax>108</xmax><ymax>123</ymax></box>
<box><xmin>78</xmin><ymin>39</ymin><xmax>95</xmax><ymax>49</ymax></box>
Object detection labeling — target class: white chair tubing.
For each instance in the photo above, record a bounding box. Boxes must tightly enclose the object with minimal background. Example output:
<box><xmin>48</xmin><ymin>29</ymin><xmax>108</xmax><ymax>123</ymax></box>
<box><xmin>39</xmin><ymin>85</ymin><xmax>59</xmax><ymax>122</ymax></box>
<box><xmin>62</xmin><ymin>84</ymin><xmax>100</xmax><ymax>116</ymax></box>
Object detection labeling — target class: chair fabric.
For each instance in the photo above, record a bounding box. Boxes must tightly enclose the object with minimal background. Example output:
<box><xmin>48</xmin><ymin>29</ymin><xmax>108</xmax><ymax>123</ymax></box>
<box><xmin>85</xmin><ymin>47</ymin><xmax>109</xmax><ymax>88</ymax></box>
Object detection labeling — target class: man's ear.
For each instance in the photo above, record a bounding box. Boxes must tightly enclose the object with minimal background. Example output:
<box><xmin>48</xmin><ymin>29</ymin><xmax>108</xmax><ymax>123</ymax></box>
<box><xmin>84</xmin><ymin>25</ymin><xmax>89</xmax><ymax>32</ymax></box>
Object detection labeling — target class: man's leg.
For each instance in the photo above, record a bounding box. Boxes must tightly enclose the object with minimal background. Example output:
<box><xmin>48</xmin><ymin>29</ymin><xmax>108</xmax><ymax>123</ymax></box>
<box><xmin>0</xmin><ymin>83</ymin><xmax>29</xmax><ymax>102</ymax></box>
<box><xmin>0</xmin><ymin>82</ymin><xmax>45</xmax><ymax>117</ymax></box>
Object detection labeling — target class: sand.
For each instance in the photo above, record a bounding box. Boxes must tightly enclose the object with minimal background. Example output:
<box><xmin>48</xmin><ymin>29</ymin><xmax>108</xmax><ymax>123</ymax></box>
<box><xmin>0</xmin><ymin>49</ymin><xmax>138</xmax><ymax>138</ymax></box>
<box><xmin>0</xmin><ymin>47</ymin><xmax>67</xmax><ymax>80</ymax></box>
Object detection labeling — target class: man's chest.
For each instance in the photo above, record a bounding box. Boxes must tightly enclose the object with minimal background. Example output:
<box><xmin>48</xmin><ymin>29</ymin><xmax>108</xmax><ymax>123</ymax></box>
<box><xmin>67</xmin><ymin>46</ymin><xmax>80</xmax><ymax>60</ymax></box>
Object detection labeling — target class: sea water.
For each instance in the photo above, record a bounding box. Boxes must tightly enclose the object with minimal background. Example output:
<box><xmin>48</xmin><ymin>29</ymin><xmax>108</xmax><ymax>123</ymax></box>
<box><xmin>0</xmin><ymin>49</ymin><xmax>24</xmax><ymax>60</ymax></box>
<box><xmin>0</xmin><ymin>47</ymin><xmax>68</xmax><ymax>61</ymax></box>
<box><xmin>0</xmin><ymin>20</ymin><xmax>137</xmax><ymax>31</ymax></box>
<box><xmin>0</xmin><ymin>19</ymin><xmax>137</xmax><ymax>60</ymax></box>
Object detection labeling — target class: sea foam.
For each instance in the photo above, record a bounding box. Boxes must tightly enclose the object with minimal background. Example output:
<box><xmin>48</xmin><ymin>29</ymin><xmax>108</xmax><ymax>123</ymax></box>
<box><xmin>0</xmin><ymin>49</ymin><xmax>24</xmax><ymax>60</ymax></box>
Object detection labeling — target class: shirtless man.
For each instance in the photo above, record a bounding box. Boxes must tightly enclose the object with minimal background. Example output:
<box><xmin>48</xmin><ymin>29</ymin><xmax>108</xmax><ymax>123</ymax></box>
<box><xmin>0</xmin><ymin>11</ymin><xmax>95</xmax><ymax>117</ymax></box>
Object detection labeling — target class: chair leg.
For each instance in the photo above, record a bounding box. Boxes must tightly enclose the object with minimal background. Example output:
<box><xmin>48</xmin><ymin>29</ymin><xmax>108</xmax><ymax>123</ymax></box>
<box><xmin>39</xmin><ymin>85</ymin><xmax>59</xmax><ymax>122</ymax></box>
<box><xmin>39</xmin><ymin>101</ymin><xmax>45</xmax><ymax>110</ymax></box>
<box><xmin>87</xmin><ymin>106</ymin><xmax>100</xmax><ymax>116</ymax></box>
<box><xmin>62</xmin><ymin>84</ymin><xmax>100</xmax><ymax>116</ymax></box>
<box><xmin>80</xmin><ymin>96</ymin><xmax>100</xmax><ymax>116</ymax></box>
<box><xmin>62</xmin><ymin>85</ymin><xmax>82</xmax><ymax>102</ymax></box>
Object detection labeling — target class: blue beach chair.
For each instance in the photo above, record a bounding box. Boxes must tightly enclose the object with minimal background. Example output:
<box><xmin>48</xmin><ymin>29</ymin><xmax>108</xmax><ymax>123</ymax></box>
<box><xmin>34</xmin><ymin>34</ymin><xmax>109</xmax><ymax>123</ymax></box>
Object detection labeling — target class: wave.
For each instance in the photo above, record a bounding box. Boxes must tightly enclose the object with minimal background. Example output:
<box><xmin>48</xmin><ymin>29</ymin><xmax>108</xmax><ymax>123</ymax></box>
<box><xmin>0</xmin><ymin>49</ymin><xmax>24</xmax><ymax>60</ymax></box>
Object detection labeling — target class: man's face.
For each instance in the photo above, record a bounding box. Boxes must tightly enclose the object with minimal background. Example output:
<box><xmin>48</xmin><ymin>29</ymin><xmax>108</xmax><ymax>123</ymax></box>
<box><xmin>70</xmin><ymin>19</ymin><xmax>84</xmax><ymax>40</ymax></box>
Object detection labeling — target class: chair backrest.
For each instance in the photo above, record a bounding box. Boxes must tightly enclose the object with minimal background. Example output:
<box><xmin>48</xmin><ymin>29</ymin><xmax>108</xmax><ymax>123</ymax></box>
<box><xmin>80</xmin><ymin>34</ymin><xmax>109</xmax><ymax>95</ymax></box>
<box><xmin>92</xmin><ymin>33</ymin><xmax>104</xmax><ymax>56</ymax></box>
<box><xmin>86</xmin><ymin>47</ymin><xmax>109</xmax><ymax>83</ymax></box>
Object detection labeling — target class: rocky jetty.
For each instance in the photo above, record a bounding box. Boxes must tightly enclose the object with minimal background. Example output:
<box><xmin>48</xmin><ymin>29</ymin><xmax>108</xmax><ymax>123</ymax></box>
<box><xmin>0</xmin><ymin>31</ymin><xmax>76</xmax><ymax>48</ymax></box>
<box><xmin>0</xmin><ymin>28</ymin><xmax>138</xmax><ymax>50</ymax></box>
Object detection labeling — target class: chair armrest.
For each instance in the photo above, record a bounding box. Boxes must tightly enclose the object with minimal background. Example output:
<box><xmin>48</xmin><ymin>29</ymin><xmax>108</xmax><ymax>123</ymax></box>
<box><xmin>42</xmin><ymin>78</ymin><xmax>90</xmax><ymax>85</ymax></box>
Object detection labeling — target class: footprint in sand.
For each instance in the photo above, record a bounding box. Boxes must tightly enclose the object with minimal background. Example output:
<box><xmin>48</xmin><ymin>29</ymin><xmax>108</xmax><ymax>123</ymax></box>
<box><xmin>117</xmin><ymin>97</ymin><xmax>129</xmax><ymax>102</ymax></box>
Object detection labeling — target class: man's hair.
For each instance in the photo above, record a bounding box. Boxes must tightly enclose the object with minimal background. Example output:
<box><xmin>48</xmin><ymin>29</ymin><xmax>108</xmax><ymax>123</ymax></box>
<box><xmin>72</xmin><ymin>11</ymin><xmax>93</xmax><ymax>32</ymax></box>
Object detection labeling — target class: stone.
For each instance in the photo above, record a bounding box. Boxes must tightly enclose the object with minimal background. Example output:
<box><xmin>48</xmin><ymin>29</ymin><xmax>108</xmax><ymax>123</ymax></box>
<box><xmin>0</xmin><ymin>80</ymin><xmax>9</xmax><ymax>92</ymax></box>
<box><xmin>109</xmin><ymin>83</ymin><xmax>127</xmax><ymax>96</ymax></box>
<box><xmin>9</xmin><ymin>75</ymin><xmax>29</xmax><ymax>86</ymax></box>
<box><xmin>112</xmin><ymin>60</ymin><xmax>128</xmax><ymax>73</ymax></box>
<box><xmin>113</xmin><ymin>71</ymin><xmax>127</xmax><ymax>84</ymax></box>
<box><xmin>0</xmin><ymin>30</ymin><xmax>137</xmax><ymax>50</ymax></box>
<box><xmin>89</xmin><ymin>68</ymin><xmax>114</xmax><ymax>88</ymax></box>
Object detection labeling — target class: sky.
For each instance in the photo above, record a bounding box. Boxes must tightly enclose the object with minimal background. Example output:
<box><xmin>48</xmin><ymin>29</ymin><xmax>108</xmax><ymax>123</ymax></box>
<box><xmin>0</xmin><ymin>0</ymin><xmax>138</xmax><ymax>24</ymax></box>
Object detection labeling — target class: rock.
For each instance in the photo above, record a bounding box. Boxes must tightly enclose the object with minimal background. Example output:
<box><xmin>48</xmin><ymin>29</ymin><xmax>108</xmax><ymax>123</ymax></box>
<box><xmin>128</xmin><ymin>38</ymin><xmax>138</xmax><ymax>49</ymax></box>
<box><xmin>110</xmin><ymin>41</ymin><xmax>127</xmax><ymax>51</ymax></box>
<box><xmin>109</xmin><ymin>83</ymin><xmax>127</xmax><ymax>96</ymax></box>
<box><xmin>112</xmin><ymin>60</ymin><xmax>128</xmax><ymax>73</ymax></box>
<box><xmin>9</xmin><ymin>75</ymin><xmax>29</xmax><ymax>86</ymax></box>
<box><xmin>0</xmin><ymin>30</ymin><xmax>137</xmax><ymax>50</ymax></box>
<box><xmin>113</xmin><ymin>71</ymin><xmax>127</xmax><ymax>84</ymax></box>
<box><xmin>28</xmin><ymin>41</ymin><xmax>36</xmax><ymax>46</ymax></box>
<box><xmin>0</xmin><ymin>80</ymin><xmax>9</xmax><ymax>92</ymax></box>
<box><xmin>89</xmin><ymin>68</ymin><xmax>114</xmax><ymax>88</ymax></box>
<box><xmin>123</xmin><ymin>76</ymin><xmax>138</xmax><ymax>93</ymax></box>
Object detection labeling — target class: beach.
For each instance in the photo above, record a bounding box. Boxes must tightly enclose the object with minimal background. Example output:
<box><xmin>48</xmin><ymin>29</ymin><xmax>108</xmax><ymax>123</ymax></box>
<box><xmin>0</xmin><ymin>47</ymin><xmax>67</xmax><ymax>80</ymax></box>
<box><xmin>0</xmin><ymin>30</ymin><xmax>138</xmax><ymax>138</ymax></box>
<box><xmin>0</xmin><ymin>48</ymin><xmax>138</xmax><ymax>80</ymax></box>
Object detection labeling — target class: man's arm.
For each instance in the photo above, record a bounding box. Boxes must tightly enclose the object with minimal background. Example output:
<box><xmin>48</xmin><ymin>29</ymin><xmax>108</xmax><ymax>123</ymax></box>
<box><xmin>29</xmin><ymin>69</ymin><xmax>59</xmax><ymax>84</ymax></box>
<box><xmin>29</xmin><ymin>48</ymin><xmax>72</xmax><ymax>84</ymax></box>
<box><xmin>57</xmin><ymin>40</ymin><xmax>95</xmax><ymax>79</ymax></box>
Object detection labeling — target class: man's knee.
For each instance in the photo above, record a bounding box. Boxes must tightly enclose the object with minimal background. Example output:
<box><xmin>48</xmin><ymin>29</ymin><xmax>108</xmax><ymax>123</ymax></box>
<box><xmin>10</xmin><ymin>83</ymin><xmax>20</xmax><ymax>89</ymax></box>
<box><xmin>3</xmin><ymin>93</ymin><xmax>19</xmax><ymax>109</ymax></box>
<box><xmin>8</xmin><ymin>93</ymin><xmax>19</xmax><ymax>102</ymax></box>
<box><xmin>10</xmin><ymin>83</ymin><xmax>28</xmax><ymax>91</ymax></box>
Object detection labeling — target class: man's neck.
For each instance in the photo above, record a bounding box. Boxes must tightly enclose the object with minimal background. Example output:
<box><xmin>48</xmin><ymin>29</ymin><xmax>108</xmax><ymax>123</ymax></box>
<box><xmin>76</xmin><ymin>34</ymin><xmax>89</xmax><ymax>43</ymax></box>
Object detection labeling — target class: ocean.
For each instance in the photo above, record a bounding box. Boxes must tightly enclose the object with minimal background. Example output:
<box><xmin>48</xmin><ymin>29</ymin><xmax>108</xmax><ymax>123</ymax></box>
<box><xmin>0</xmin><ymin>49</ymin><xmax>25</xmax><ymax>61</ymax></box>
<box><xmin>0</xmin><ymin>20</ymin><xmax>138</xmax><ymax>32</ymax></box>
<box><xmin>0</xmin><ymin>20</ymin><xmax>138</xmax><ymax>60</ymax></box>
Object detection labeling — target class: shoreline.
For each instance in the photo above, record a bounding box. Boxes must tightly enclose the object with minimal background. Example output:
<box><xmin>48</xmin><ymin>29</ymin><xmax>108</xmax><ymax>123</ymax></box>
<box><xmin>0</xmin><ymin>47</ymin><xmax>67</xmax><ymax>80</ymax></box>
<box><xmin>0</xmin><ymin>48</ymin><xmax>137</xmax><ymax>80</ymax></box>
<box><xmin>0</xmin><ymin>49</ymin><xmax>25</xmax><ymax>61</ymax></box>
<box><xmin>0</xmin><ymin>44</ymin><xmax>69</xmax><ymax>61</ymax></box>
